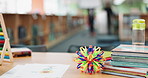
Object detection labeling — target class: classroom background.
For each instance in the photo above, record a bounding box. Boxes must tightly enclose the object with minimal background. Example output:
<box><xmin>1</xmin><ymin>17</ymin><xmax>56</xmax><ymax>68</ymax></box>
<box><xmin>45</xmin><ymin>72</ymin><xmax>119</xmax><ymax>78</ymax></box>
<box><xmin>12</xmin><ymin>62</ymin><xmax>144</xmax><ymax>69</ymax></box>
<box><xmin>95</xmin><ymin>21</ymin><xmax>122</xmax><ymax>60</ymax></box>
<box><xmin>0</xmin><ymin>0</ymin><xmax>148</xmax><ymax>52</ymax></box>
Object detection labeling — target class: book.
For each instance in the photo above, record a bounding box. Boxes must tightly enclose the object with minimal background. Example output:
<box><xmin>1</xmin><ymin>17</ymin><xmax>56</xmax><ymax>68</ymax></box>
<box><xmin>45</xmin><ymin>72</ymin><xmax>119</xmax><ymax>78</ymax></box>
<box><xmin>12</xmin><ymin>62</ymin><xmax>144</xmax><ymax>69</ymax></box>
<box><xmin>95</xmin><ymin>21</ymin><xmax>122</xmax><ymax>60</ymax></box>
<box><xmin>102</xmin><ymin>71</ymin><xmax>146</xmax><ymax>78</ymax></box>
<box><xmin>112</xmin><ymin>51</ymin><xmax>148</xmax><ymax>57</ymax></box>
<box><xmin>103</xmin><ymin>65</ymin><xmax>148</xmax><ymax>76</ymax></box>
<box><xmin>111</xmin><ymin>61</ymin><xmax>148</xmax><ymax>68</ymax></box>
<box><xmin>102</xmin><ymin>63</ymin><xmax>148</xmax><ymax>78</ymax></box>
<box><xmin>0</xmin><ymin>48</ymin><xmax>32</xmax><ymax>58</ymax></box>
<box><xmin>112</xmin><ymin>55</ymin><xmax>148</xmax><ymax>64</ymax></box>
<box><xmin>112</xmin><ymin>44</ymin><xmax>148</xmax><ymax>58</ymax></box>
<box><xmin>112</xmin><ymin>44</ymin><xmax>148</xmax><ymax>52</ymax></box>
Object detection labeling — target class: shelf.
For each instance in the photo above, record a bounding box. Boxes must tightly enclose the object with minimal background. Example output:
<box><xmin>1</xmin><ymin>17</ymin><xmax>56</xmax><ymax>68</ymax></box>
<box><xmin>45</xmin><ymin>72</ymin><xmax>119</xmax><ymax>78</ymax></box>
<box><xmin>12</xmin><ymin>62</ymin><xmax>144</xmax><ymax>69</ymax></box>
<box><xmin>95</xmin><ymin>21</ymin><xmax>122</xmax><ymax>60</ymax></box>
<box><xmin>3</xmin><ymin>14</ymin><xmax>85</xmax><ymax>48</ymax></box>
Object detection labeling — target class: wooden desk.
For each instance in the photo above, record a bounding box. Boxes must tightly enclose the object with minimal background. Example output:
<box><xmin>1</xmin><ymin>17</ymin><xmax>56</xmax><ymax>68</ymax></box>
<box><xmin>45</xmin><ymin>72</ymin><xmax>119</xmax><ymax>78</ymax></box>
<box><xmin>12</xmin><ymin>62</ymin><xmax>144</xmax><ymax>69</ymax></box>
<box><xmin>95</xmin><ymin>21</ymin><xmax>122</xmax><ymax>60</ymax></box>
<box><xmin>0</xmin><ymin>52</ymin><xmax>126</xmax><ymax>78</ymax></box>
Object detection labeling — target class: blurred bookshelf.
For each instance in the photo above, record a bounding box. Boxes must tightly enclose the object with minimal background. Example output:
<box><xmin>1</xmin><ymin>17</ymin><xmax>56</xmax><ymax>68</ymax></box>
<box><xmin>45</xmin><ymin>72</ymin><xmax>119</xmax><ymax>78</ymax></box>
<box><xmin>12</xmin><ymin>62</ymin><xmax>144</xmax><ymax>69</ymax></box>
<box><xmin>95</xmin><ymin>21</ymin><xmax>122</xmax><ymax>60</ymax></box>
<box><xmin>3</xmin><ymin>14</ymin><xmax>84</xmax><ymax>48</ymax></box>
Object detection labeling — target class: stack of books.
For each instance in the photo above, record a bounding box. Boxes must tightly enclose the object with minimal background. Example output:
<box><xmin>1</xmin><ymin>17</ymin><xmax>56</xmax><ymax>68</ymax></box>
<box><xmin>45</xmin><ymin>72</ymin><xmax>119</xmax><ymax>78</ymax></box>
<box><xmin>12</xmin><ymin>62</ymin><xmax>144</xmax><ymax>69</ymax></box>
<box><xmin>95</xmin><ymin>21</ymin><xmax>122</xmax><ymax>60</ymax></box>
<box><xmin>102</xmin><ymin>44</ymin><xmax>148</xmax><ymax>78</ymax></box>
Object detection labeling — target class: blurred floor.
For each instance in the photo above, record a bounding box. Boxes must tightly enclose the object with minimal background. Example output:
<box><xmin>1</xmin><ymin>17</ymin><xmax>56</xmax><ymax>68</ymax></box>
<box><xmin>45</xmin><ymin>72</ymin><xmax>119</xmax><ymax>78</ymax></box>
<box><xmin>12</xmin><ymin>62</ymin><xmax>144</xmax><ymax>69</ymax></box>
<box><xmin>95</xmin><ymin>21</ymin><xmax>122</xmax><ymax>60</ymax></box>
<box><xmin>48</xmin><ymin>28</ymin><xmax>148</xmax><ymax>53</ymax></box>
<box><xmin>48</xmin><ymin>29</ymin><xmax>97</xmax><ymax>52</ymax></box>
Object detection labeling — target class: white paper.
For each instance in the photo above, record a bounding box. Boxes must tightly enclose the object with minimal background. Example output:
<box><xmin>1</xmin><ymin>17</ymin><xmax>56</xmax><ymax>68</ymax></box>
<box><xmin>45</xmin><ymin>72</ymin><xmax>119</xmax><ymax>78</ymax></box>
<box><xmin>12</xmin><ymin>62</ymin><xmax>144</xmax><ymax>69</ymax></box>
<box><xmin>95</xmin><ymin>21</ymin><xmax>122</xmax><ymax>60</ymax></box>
<box><xmin>0</xmin><ymin>65</ymin><xmax>23</xmax><ymax>78</ymax></box>
<box><xmin>0</xmin><ymin>64</ymin><xmax>69</xmax><ymax>78</ymax></box>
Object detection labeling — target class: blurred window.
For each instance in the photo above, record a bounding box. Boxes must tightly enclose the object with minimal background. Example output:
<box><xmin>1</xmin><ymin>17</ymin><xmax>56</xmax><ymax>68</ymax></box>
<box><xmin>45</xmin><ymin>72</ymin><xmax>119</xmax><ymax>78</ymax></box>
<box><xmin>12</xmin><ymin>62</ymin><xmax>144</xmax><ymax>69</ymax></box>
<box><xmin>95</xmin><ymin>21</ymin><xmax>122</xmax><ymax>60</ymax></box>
<box><xmin>0</xmin><ymin>0</ymin><xmax>32</xmax><ymax>14</ymax></box>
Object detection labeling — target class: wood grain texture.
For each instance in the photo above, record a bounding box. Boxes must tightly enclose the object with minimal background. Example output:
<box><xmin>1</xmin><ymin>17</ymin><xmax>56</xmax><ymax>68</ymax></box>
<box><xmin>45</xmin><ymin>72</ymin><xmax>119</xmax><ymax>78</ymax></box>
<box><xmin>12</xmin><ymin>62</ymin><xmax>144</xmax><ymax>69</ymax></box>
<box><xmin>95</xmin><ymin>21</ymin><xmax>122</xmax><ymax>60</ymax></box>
<box><xmin>0</xmin><ymin>52</ymin><xmax>126</xmax><ymax>78</ymax></box>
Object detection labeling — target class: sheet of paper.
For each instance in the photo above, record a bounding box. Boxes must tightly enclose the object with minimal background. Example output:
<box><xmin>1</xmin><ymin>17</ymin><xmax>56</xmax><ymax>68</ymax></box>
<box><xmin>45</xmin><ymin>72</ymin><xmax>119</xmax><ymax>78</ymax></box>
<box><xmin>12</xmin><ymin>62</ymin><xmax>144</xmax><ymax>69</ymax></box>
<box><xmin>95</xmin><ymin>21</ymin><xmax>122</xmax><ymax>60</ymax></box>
<box><xmin>0</xmin><ymin>65</ymin><xmax>24</xmax><ymax>78</ymax></box>
<box><xmin>0</xmin><ymin>64</ymin><xmax>69</xmax><ymax>78</ymax></box>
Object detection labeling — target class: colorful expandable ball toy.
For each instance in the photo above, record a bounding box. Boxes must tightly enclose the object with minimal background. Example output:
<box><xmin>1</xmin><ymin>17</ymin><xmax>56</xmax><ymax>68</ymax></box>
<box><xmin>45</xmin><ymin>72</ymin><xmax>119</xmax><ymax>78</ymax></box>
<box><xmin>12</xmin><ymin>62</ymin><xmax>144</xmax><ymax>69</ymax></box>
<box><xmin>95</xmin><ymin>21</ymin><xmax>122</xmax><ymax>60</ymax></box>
<box><xmin>74</xmin><ymin>45</ymin><xmax>106</xmax><ymax>74</ymax></box>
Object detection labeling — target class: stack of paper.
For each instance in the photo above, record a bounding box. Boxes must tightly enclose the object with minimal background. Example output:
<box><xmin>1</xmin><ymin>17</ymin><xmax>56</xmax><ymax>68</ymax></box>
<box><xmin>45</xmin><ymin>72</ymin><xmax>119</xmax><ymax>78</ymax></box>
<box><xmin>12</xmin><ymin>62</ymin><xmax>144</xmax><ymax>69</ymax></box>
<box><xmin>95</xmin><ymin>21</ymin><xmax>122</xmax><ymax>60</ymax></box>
<box><xmin>0</xmin><ymin>64</ymin><xmax>69</xmax><ymax>78</ymax></box>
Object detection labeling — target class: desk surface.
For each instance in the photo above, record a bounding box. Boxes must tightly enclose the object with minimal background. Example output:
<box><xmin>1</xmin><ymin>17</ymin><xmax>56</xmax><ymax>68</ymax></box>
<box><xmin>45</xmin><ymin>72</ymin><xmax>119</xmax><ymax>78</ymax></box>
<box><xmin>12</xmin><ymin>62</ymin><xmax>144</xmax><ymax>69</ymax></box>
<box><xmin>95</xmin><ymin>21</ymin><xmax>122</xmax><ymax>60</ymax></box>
<box><xmin>0</xmin><ymin>52</ymin><xmax>126</xmax><ymax>78</ymax></box>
